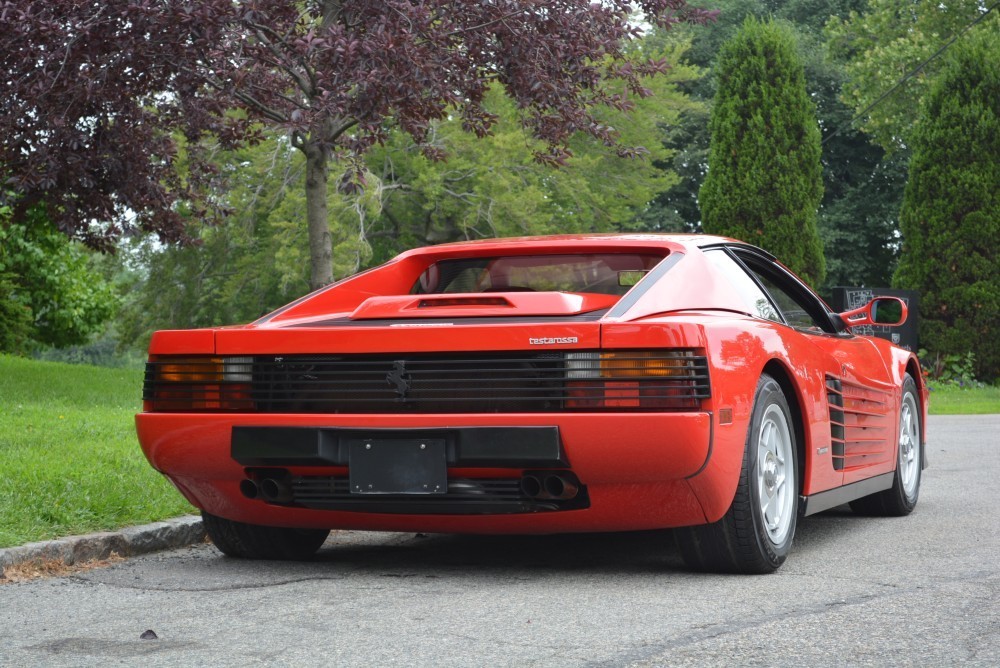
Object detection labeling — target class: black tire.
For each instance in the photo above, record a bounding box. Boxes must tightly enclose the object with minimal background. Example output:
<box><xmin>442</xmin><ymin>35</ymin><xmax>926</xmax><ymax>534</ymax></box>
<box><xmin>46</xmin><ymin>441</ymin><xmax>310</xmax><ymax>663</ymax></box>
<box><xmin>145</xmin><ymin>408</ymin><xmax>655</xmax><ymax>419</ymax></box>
<box><xmin>677</xmin><ymin>374</ymin><xmax>799</xmax><ymax>574</ymax></box>
<box><xmin>202</xmin><ymin>511</ymin><xmax>330</xmax><ymax>560</ymax></box>
<box><xmin>849</xmin><ymin>373</ymin><xmax>921</xmax><ymax>516</ymax></box>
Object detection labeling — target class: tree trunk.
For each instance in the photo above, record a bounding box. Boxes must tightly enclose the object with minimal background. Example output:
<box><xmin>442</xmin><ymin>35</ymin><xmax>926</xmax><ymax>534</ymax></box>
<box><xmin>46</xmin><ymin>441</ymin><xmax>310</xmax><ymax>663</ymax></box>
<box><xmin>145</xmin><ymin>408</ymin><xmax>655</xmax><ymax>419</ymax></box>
<box><xmin>304</xmin><ymin>133</ymin><xmax>333</xmax><ymax>291</ymax></box>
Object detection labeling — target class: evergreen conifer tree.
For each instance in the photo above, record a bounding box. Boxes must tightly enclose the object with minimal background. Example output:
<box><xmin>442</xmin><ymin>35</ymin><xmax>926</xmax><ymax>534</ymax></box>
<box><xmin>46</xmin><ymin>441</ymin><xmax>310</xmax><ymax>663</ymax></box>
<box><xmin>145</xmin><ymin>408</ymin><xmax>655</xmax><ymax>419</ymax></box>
<box><xmin>893</xmin><ymin>30</ymin><xmax>1000</xmax><ymax>382</ymax></box>
<box><xmin>699</xmin><ymin>17</ymin><xmax>825</xmax><ymax>286</ymax></box>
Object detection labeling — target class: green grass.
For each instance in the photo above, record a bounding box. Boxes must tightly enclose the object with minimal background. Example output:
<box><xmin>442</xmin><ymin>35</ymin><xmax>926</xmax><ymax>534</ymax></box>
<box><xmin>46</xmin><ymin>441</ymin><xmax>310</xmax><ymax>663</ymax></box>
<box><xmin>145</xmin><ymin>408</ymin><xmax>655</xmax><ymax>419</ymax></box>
<box><xmin>927</xmin><ymin>382</ymin><xmax>1000</xmax><ymax>415</ymax></box>
<box><xmin>0</xmin><ymin>355</ymin><xmax>193</xmax><ymax>548</ymax></box>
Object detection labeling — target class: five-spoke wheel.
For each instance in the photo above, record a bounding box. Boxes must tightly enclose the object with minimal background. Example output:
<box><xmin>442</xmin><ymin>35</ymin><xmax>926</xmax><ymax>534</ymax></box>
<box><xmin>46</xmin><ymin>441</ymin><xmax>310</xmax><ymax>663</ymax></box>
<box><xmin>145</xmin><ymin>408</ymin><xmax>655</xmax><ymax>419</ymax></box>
<box><xmin>757</xmin><ymin>401</ymin><xmax>795</xmax><ymax>547</ymax></box>
<box><xmin>678</xmin><ymin>374</ymin><xmax>798</xmax><ymax>574</ymax></box>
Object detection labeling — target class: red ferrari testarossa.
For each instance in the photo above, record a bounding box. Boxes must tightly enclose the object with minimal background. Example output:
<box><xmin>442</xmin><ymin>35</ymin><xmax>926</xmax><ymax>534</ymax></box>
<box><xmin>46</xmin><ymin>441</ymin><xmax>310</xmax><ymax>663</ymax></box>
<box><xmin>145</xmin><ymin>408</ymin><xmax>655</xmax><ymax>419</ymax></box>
<box><xmin>137</xmin><ymin>234</ymin><xmax>926</xmax><ymax>572</ymax></box>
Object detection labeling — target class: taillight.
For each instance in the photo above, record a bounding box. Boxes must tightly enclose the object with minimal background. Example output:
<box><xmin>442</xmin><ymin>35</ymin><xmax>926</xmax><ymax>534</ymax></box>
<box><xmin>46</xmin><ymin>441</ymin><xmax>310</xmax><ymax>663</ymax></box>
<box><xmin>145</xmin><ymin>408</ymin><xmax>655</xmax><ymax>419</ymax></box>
<box><xmin>144</xmin><ymin>356</ymin><xmax>255</xmax><ymax>412</ymax></box>
<box><xmin>565</xmin><ymin>350</ymin><xmax>709</xmax><ymax>410</ymax></box>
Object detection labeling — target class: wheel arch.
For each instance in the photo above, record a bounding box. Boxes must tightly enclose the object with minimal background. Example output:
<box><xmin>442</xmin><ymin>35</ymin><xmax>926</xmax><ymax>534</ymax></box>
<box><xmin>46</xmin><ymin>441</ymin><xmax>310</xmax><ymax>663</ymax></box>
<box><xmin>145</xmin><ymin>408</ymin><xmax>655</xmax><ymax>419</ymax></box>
<box><xmin>761</xmin><ymin>359</ymin><xmax>807</xmax><ymax>497</ymax></box>
<box><xmin>903</xmin><ymin>357</ymin><xmax>928</xmax><ymax>470</ymax></box>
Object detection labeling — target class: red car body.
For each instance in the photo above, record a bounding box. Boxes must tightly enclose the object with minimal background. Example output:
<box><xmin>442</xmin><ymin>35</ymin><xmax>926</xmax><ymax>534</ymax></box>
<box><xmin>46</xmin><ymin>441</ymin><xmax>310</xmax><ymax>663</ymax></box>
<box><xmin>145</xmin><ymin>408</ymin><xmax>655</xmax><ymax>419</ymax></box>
<box><xmin>137</xmin><ymin>235</ymin><xmax>927</xmax><ymax>571</ymax></box>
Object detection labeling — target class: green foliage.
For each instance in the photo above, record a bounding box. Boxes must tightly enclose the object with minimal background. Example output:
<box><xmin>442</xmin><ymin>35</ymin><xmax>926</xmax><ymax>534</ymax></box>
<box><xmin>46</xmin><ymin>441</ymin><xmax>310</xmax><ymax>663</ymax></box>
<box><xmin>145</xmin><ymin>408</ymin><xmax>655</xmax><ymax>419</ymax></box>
<box><xmin>0</xmin><ymin>204</ymin><xmax>118</xmax><ymax>351</ymax></box>
<box><xmin>893</xmin><ymin>29</ymin><xmax>1000</xmax><ymax>382</ymax></box>
<box><xmin>366</xmin><ymin>71</ymin><xmax>695</xmax><ymax>263</ymax></box>
<box><xmin>0</xmin><ymin>202</ymin><xmax>34</xmax><ymax>353</ymax></box>
<box><xmin>920</xmin><ymin>349</ymin><xmax>980</xmax><ymax>387</ymax></box>
<box><xmin>818</xmin><ymin>153</ymin><xmax>906</xmax><ymax>289</ymax></box>
<box><xmin>33</xmin><ymin>332</ymin><xmax>145</xmax><ymax>369</ymax></box>
<box><xmin>699</xmin><ymin>17</ymin><xmax>826</xmax><ymax>286</ymax></box>
<box><xmin>0</xmin><ymin>270</ymin><xmax>33</xmax><ymax>354</ymax></box>
<box><xmin>825</xmin><ymin>0</ymin><xmax>998</xmax><ymax>152</ymax></box>
<box><xmin>117</xmin><ymin>140</ymin><xmax>307</xmax><ymax>348</ymax></box>
<box><xmin>116</xmin><ymin>137</ymin><xmax>390</xmax><ymax>348</ymax></box>
<box><xmin>643</xmin><ymin>1</ymin><xmax>906</xmax><ymax>290</ymax></box>
<box><xmin>0</xmin><ymin>355</ymin><xmax>193</xmax><ymax>547</ymax></box>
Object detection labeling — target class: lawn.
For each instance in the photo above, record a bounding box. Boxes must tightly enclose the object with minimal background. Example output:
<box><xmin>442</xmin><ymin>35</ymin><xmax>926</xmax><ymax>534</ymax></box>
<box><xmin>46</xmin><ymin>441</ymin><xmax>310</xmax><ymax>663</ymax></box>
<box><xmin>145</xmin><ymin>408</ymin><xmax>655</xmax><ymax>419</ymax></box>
<box><xmin>0</xmin><ymin>355</ymin><xmax>193</xmax><ymax>548</ymax></box>
<box><xmin>926</xmin><ymin>382</ymin><xmax>1000</xmax><ymax>415</ymax></box>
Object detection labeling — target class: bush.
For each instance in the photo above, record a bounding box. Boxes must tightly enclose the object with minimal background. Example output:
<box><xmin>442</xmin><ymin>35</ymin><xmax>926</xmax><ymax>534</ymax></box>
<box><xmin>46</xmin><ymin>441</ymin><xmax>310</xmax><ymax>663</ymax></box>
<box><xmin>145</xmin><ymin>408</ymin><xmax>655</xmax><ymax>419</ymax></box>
<box><xmin>0</xmin><ymin>271</ymin><xmax>34</xmax><ymax>354</ymax></box>
<box><xmin>920</xmin><ymin>349</ymin><xmax>981</xmax><ymax>388</ymax></box>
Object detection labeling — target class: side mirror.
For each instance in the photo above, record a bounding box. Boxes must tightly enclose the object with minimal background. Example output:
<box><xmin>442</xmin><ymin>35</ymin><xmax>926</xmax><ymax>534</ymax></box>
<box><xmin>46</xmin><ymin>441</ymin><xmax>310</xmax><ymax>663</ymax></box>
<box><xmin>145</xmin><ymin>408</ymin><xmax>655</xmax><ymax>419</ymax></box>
<box><xmin>838</xmin><ymin>296</ymin><xmax>908</xmax><ymax>328</ymax></box>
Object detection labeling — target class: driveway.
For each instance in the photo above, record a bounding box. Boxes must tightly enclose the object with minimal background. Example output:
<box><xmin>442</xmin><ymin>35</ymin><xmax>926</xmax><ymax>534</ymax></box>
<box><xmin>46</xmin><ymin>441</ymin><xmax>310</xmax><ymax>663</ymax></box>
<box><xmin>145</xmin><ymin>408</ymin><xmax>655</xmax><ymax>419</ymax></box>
<box><xmin>1</xmin><ymin>415</ymin><xmax>997</xmax><ymax>666</ymax></box>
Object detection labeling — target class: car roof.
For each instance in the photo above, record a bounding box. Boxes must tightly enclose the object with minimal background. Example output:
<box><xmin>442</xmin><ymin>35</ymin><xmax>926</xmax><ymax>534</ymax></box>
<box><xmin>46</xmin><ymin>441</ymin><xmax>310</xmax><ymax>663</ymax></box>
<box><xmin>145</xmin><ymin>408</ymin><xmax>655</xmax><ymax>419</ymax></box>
<box><xmin>392</xmin><ymin>233</ymin><xmax>742</xmax><ymax>259</ymax></box>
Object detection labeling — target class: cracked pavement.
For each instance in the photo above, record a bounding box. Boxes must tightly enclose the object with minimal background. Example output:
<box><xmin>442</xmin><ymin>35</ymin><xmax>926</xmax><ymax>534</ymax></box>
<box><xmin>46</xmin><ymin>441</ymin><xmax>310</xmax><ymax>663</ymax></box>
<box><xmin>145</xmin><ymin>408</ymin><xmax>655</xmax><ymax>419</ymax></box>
<box><xmin>1</xmin><ymin>415</ymin><xmax>998</xmax><ymax>667</ymax></box>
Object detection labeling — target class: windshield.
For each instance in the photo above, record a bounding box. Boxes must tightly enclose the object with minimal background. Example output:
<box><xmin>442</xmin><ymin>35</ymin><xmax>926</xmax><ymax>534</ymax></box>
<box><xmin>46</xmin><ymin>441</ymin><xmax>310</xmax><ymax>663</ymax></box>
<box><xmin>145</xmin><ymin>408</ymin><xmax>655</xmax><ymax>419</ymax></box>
<box><xmin>413</xmin><ymin>253</ymin><xmax>665</xmax><ymax>296</ymax></box>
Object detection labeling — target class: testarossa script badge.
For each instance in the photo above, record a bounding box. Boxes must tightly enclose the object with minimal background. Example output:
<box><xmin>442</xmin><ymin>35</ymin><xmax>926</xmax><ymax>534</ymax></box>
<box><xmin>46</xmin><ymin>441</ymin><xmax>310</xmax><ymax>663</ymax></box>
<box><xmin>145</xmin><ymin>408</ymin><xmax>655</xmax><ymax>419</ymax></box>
<box><xmin>528</xmin><ymin>337</ymin><xmax>579</xmax><ymax>345</ymax></box>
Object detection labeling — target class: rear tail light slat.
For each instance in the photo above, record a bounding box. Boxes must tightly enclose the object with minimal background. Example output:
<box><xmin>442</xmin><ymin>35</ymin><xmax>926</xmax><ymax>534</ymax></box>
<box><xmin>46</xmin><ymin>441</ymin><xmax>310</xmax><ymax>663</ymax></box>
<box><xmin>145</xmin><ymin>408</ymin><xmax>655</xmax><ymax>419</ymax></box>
<box><xmin>144</xmin><ymin>350</ymin><xmax>710</xmax><ymax>413</ymax></box>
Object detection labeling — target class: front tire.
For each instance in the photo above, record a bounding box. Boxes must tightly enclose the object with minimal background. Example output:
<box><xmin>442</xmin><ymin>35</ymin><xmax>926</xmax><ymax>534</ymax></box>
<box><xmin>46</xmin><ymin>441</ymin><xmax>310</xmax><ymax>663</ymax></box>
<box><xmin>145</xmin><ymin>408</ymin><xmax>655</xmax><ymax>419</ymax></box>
<box><xmin>850</xmin><ymin>373</ymin><xmax>921</xmax><ymax>516</ymax></box>
<box><xmin>678</xmin><ymin>374</ymin><xmax>799</xmax><ymax>574</ymax></box>
<box><xmin>202</xmin><ymin>512</ymin><xmax>330</xmax><ymax>560</ymax></box>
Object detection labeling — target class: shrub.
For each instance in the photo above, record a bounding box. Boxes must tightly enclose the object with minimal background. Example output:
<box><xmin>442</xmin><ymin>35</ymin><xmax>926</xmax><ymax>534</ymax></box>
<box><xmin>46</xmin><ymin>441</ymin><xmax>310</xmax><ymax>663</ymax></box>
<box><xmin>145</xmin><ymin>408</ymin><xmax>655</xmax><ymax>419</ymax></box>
<box><xmin>699</xmin><ymin>17</ymin><xmax>825</xmax><ymax>286</ymax></box>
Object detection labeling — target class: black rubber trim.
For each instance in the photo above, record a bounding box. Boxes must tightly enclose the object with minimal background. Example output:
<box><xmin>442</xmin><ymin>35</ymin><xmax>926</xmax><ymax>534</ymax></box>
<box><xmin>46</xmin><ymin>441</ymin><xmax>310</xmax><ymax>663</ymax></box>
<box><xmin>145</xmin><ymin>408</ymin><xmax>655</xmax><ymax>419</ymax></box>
<box><xmin>684</xmin><ymin>413</ymin><xmax>714</xmax><ymax>479</ymax></box>
<box><xmin>800</xmin><ymin>472</ymin><xmax>894</xmax><ymax>516</ymax></box>
<box><xmin>232</xmin><ymin>426</ymin><xmax>566</xmax><ymax>468</ymax></box>
<box><xmin>606</xmin><ymin>252</ymin><xmax>684</xmax><ymax>319</ymax></box>
<box><xmin>697</xmin><ymin>241</ymin><xmax>776</xmax><ymax>262</ymax></box>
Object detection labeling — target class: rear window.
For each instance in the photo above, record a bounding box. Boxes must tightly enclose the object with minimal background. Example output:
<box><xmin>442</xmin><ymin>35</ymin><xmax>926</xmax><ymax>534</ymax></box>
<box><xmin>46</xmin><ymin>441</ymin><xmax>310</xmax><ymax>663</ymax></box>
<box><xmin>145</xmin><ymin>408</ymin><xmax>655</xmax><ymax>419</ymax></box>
<box><xmin>413</xmin><ymin>254</ymin><xmax>665</xmax><ymax>296</ymax></box>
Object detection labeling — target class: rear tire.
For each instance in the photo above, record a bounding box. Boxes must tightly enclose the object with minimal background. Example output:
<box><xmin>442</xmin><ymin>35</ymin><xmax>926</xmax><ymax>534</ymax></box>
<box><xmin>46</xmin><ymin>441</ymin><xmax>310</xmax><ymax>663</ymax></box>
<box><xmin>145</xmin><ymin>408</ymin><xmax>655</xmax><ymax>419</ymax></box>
<box><xmin>202</xmin><ymin>512</ymin><xmax>330</xmax><ymax>560</ymax></box>
<box><xmin>678</xmin><ymin>374</ymin><xmax>799</xmax><ymax>574</ymax></box>
<box><xmin>849</xmin><ymin>373</ymin><xmax>921</xmax><ymax>516</ymax></box>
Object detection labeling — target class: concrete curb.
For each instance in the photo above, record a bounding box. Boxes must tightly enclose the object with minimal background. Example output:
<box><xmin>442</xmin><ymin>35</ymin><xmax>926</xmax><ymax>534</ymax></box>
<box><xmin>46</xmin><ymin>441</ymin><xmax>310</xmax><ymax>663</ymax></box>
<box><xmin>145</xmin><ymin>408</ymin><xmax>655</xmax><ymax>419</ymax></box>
<box><xmin>0</xmin><ymin>515</ymin><xmax>205</xmax><ymax>577</ymax></box>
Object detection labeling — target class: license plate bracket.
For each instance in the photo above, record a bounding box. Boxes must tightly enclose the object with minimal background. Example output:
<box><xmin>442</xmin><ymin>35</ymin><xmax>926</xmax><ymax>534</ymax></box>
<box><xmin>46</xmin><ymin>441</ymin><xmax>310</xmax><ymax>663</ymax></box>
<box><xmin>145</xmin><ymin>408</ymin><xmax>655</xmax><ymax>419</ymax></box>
<box><xmin>348</xmin><ymin>438</ymin><xmax>447</xmax><ymax>495</ymax></box>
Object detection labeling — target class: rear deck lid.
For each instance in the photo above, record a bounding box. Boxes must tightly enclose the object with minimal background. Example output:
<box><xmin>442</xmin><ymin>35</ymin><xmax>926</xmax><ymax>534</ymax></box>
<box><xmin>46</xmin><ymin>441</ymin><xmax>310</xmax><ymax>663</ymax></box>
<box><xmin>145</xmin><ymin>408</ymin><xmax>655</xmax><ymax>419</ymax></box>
<box><xmin>348</xmin><ymin>292</ymin><xmax>619</xmax><ymax>320</ymax></box>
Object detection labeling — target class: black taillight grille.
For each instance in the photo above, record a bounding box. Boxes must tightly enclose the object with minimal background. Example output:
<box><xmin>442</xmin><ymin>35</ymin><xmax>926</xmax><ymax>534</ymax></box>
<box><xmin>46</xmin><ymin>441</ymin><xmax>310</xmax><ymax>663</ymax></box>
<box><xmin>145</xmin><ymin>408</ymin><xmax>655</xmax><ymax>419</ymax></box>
<box><xmin>144</xmin><ymin>351</ymin><xmax>710</xmax><ymax>413</ymax></box>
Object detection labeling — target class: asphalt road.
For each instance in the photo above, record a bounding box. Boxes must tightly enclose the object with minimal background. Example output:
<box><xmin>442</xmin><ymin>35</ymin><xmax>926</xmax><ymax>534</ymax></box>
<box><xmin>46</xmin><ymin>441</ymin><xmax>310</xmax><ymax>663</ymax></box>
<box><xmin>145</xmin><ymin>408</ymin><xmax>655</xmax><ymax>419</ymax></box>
<box><xmin>1</xmin><ymin>415</ymin><xmax>997</xmax><ymax>667</ymax></box>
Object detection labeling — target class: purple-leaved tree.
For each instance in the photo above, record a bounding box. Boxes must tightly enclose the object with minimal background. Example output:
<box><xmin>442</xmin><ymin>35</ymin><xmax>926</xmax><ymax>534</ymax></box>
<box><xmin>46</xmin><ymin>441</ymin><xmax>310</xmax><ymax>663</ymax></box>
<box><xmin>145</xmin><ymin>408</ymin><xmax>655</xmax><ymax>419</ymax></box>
<box><xmin>1</xmin><ymin>1</ymin><xmax>716</xmax><ymax>288</ymax></box>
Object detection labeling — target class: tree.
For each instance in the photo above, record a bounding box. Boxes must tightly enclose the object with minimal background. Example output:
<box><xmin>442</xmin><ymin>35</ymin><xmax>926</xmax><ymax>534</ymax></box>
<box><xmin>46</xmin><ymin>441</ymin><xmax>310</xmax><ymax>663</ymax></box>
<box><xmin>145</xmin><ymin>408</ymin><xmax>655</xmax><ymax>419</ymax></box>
<box><xmin>115</xmin><ymin>138</ymin><xmax>315</xmax><ymax>349</ymax></box>
<box><xmin>817</xmin><ymin>154</ymin><xmax>905</xmax><ymax>289</ymax></box>
<box><xmin>115</xmin><ymin>44</ymin><xmax>700</xmax><ymax>350</ymax></box>
<box><xmin>1</xmin><ymin>1</ymin><xmax>717</xmax><ymax>290</ymax></box>
<box><xmin>825</xmin><ymin>0</ymin><xmax>998</xmax><ymax>153</ymax></box>
<box><xmin>368</xmin><ymin>61</ymin><xmax>698</xmax><ymax>263</ymax></box>
<box><xmin>699</xmin><ymin>17</ymin><xmax>825</xmax><ymax>285</ymax></box>
<box><xmin>0</xmin><ymin>205</ymin><xmax>118</xmax><ymax>351</ymax></box>
<box><xmin>892</xmin><ymin>29</ymin><xmax>1000</xmax><ymax>381</ymax></box>
<box><xmin>638</xmin><ymin>1</ymin><xmax>904</xmax><ymax>291</ymax></box>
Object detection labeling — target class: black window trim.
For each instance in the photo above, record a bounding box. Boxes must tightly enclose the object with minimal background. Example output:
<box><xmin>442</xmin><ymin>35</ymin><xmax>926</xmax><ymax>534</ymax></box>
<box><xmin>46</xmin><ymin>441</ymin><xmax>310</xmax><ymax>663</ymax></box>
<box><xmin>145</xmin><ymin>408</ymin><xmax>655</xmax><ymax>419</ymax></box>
<box><xmin>700</xmin><ymin>242</ymin><xmax>843</xmax><ymax>335</ymax></box>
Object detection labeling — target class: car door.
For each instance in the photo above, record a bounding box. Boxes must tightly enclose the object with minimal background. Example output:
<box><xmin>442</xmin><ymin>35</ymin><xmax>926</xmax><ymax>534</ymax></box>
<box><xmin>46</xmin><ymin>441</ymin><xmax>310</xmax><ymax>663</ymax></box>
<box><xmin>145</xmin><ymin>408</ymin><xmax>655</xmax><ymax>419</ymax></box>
<box><xmin>729</xmin><ymin>248</ymin><xmax>898</xmax><ymax>485</ymax></box>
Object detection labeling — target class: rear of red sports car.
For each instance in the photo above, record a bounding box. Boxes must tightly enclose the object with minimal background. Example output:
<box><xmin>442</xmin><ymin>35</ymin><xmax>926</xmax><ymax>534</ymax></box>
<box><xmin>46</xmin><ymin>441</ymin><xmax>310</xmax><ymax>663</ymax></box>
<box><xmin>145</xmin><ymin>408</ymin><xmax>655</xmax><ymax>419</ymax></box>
<box><xmin>138</xmin><ymin>236</ymin><xmax>725</xmax><ymax>530</ymax></box>
<box><xmin>136</xmin><ymin>234</ymin><xmax>925</xmax><ymax>571</ymax></box>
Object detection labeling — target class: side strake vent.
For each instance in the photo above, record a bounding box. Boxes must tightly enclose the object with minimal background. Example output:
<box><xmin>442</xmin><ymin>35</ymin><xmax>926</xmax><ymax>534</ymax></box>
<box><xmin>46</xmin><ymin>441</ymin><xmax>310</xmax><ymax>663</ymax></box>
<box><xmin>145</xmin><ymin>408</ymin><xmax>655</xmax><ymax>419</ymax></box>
<box><xmin>826</xmin><ymin>377</ymin><xmax>846</xmax><ymax>470</ymax></box>
<box><xmin>825</xmin><ymin>375</ymin><xmax>893</xmax><ymax>472</ymax></box>
<box><xmin>144</xmin><ymin>350</ymin><xmax>710</xmax><ymax>414</ymax></box>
